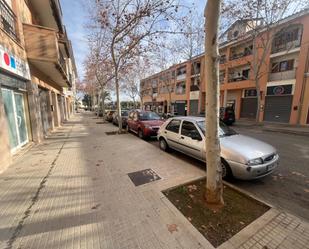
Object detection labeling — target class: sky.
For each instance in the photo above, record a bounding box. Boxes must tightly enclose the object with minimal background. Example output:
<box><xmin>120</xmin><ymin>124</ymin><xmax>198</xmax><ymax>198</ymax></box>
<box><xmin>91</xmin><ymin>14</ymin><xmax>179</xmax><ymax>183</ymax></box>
<box><xmin>60</xmin><ymin>0</ymin><xmax>206</xmax><ymax>82</ymax></box>
<box><xmin>60</xmin><ymin>0</ymin><xmax>89</xmax><ymax>80</ymax></box>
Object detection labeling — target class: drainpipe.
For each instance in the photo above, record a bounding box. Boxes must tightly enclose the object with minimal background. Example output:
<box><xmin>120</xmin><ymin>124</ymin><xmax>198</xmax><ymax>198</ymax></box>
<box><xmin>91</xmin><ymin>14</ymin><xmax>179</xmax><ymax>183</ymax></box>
<box><xmin>297</xmin><ymin>45</ymin><xmax>309</xmax><ymax>125</ymax></box>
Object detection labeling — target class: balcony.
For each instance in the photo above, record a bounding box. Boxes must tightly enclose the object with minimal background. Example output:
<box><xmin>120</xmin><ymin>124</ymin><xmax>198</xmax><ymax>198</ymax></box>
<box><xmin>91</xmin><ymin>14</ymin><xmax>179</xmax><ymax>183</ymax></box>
<box><xmin>27</xmin><ymin>0</ymin><xmax>63</xmax><ymax>32</ymax></box>
<box><xmin>268</xmin><ymin>69</ymin><xmax>296</xmax><ymax>82</ymax></box>
<box><xmin>23</xmin><ymin>23</ymin><xmax>71</xmax><ymax>87</ymax></box>
<box><xmin>229</xmin><ymin>50</ymin><xmax>252</xmax><ymax>61</ymax></box>
<box><xmin>0</xmin><ymin>0</ymin><xmax>18</xmax><ymax>41</ymax></box>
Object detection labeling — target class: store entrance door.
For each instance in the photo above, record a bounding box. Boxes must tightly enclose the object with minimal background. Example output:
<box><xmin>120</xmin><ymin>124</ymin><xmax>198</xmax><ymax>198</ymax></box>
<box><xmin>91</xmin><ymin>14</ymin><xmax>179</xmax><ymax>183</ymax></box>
<box><xmin>1</xmin><ymin>88</ymin><xmax>28</xmax><ymax>152</ymax></box>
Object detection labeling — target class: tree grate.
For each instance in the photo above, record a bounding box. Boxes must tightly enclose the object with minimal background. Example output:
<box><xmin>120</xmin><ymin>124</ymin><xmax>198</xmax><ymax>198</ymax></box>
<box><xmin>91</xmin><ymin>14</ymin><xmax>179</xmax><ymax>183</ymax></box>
<box><xmin>128</xmin><ymin>168</ymin><xmax>161</xmax><ymax>186</ymax></box>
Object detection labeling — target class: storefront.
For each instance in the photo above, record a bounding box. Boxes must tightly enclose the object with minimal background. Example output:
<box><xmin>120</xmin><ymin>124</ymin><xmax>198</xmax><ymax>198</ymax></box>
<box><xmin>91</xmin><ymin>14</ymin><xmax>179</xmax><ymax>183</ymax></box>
<box><xmin>0</xmin><ymin>45</ymin><xmax>31</xmax><ymax>152</ymax></box>
<box><xmin>240</xmin><ymin>89</ymin><xmax>258</xmax><ymax>119</ymax></box>
<box><xmin>264</xmin><ymin>82</ymin><xmax>294</xmax><ymax>123</ymax></box>
<box><xmin>189</xmin><ymin>91</ymin><xmax>199</xmax><ymax>116</ymax></box>
<box><xmin>173</xmin><ymin>100</ymin><xmax>187</xmax><ymax>116</ymax></box>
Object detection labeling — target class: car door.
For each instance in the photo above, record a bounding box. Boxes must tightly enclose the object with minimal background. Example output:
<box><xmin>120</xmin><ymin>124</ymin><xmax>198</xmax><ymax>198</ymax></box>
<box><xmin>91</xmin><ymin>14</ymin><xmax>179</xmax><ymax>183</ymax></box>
<box><xmin>178</xmin><ymin>121</ymin><xmax>204</xmax><ymax>160</ymax></box>
<box><xmin>164</xmin><ymin>119</ymin><xmax>182</xmax><ymax>149</ymax></box>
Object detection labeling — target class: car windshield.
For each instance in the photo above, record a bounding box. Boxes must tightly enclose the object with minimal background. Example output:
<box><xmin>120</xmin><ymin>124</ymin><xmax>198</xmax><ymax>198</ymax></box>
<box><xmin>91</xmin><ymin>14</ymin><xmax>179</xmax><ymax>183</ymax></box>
<box><xmin>139</xmin><ymin>112</ymin><xmax>160</xmax><ymax>120</ymax></box>
<box><xmin>197</xmin><ymin>120</ymin><xmax>237</xmax><ymax>137</ymax></box>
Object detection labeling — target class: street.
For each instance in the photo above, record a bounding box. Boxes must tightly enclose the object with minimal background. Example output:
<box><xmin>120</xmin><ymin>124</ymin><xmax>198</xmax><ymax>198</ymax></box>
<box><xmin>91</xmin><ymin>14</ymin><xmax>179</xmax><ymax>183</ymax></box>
<box><xmin>0</xmin><ymin>112</ymin><xmax>308</xmax><ymax>249</ymax></box>
<box><xmin>147</xmin><ymin>125</ymin><xmax>309</xmax><ymax>221</ymax></box>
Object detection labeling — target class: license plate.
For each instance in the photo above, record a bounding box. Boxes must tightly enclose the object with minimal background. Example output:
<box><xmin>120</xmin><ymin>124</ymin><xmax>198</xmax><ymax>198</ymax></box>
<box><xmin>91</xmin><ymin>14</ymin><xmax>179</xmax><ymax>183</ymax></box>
<box><xmin>267</xmin><ymin>163</ymin><xmax>275</xmax><ymax>171</ymax></box>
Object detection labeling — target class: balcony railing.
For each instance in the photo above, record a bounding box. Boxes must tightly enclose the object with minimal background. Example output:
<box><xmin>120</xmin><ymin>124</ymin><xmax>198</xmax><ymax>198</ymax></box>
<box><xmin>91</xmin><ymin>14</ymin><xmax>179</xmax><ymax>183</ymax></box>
<box><xmin>220</xmin><ymin>55</ymin><xmax>226</xmax><ymax>64</ymax></box>
<box><xmin>59</xmin><ymin>50</ymin><xmax>67</xmax><ymax>73</ymax></box>
<box><xmin>0</xmin><ymin>0</ymin><xmax>18</xmax><ymax>40</ymax></box>
<box><xmin>229</xmin><ymin>50</ymin><xmax>252</xmax><ymax>61</ymax></box>
<box><xmin>228</xmin><ymin>75</ymin><xmax>249</xmax><ymax>82</ymax></box>
<box><xmin>271</xmin><ymin>41</ymin><xmax>300</xmax><ymax>54</ymax></box>
<box><xmin>268</xmin><ymin>69</ymin><xmax>296</xmax><ymax>82</ymax></box>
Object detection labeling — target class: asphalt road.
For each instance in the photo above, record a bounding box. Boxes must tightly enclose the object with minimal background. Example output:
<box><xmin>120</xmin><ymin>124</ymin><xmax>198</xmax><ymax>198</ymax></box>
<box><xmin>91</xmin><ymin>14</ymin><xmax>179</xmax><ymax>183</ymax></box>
<box><xmin>147</xmin><ymin>127</ymin><xmax>309</xmax><ymax>221</ymax></box>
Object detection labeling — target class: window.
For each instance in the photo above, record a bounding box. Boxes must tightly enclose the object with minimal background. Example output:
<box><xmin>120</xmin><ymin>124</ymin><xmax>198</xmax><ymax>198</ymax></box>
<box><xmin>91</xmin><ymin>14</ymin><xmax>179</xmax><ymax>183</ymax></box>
<box><xmin>181</xmin><ymin>121</ymin><xmax>201</xmax><ymax>140</ymax></box>
<box><xmin>242</xmin><ymin>69</ymin><xmax>250</xmax><ymax>79</ymax></box>
<box><xmin>166</xmin><ymin>119</ymin><xmax>181</xmax><ymax>133</ymax></box>
<box><xmin>271</xmin><ymin>60</ymin><xmax>294</xmax><ymax>73</ymax></box>
<box><xmin>177</xmin><ymin>67</ymin><xmax>186</xmax><ymax>76</ymax></box>
<box><xmin>0</xmin><ymin>0</ymin><xmax>18</xmax><ymax>40</ymax></box>
<box><xmin>175</xmin><ymin>81</ymin><xmax>186</xmax><ymax>94</ymax></box>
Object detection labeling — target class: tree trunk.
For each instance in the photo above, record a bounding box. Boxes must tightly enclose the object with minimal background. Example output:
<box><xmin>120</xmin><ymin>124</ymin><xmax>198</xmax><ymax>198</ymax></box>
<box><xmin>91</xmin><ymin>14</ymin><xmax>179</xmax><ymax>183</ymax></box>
<box><xmin>204</xmin><ymin>0</ymin><xmax>224</xmax><ymax>207</ymax></box>
<box><xmin>255</xmin><ymin>78</ymin><xmax>261</xmax><ymax>122</ymax></box>
<box><xmin>101</xmin><ymin>88</ymin><xmax>105</xmax><ymax>120</ymax></box>
<box><xmin>115</xmin><ymin>72</ymin><xmax>122</xmax><ymax>132</ymax></box>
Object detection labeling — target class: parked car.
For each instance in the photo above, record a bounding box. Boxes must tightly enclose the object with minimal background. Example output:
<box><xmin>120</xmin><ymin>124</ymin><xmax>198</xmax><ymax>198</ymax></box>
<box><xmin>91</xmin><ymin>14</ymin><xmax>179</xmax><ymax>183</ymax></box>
<box><xmin>220</xmin><ymin>107</ymin><xmax>235</xmax><ymax>125</ymax></box>
<box><xmin>157</xmin><ymin>116</ymin><xmax>279</xmax><ymax>180</ymax></box>
<box><xmin>127</xmin><ymin>110</ymin><xmax>165</xmax><ymax>139</ymax></box>
<box><xmin>113</xmin><ymin>110</ymin><xmax>129</xmax><ymax>127</ymax></box>
<box><xmin>105</xmin><ymin>110</ymin><xmax>115</xmax><ymax>122</ymax></box>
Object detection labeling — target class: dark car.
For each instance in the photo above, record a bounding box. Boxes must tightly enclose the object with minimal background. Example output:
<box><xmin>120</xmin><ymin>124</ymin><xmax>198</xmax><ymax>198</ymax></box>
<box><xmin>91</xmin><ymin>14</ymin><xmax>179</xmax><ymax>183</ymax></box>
<box><xmin>112</xmin><ymin>110</ymin><xmax>129</xmax><ymax>127</ymax></box>
<box><xmin>105</xmin><ymin>110</ymin><xmax>115</xmax><ymax>122</ymax></box>
<box><xmin>199</xmin><ymin>107</ymin><xmax>235</xmax><ymax>126</ymax></box>
<box><xmin>220</xmin><ymin>107</ymin><xmax>235</xmax><ymax>125</ymax></box>
<box><xmin>127</xmin><ymin>110</ymin><xmax>165</xmax><ymax>139</ymax></box>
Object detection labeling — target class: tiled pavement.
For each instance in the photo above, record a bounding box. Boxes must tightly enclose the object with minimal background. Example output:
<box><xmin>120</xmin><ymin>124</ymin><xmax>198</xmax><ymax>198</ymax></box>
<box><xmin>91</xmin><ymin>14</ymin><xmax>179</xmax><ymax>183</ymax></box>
<box><xmin>0</xmin><ymin>112</ymin><xmax>308</xmax><ymax>249</ymax></box>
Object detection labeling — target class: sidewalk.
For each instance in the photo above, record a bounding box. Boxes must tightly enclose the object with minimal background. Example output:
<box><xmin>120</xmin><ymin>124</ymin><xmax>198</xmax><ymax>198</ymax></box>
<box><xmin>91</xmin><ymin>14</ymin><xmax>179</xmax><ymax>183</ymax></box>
<box><xmin>235</xmin><ymin>119</ymin><xmax>309</xmax><ymax>136</ymax></box>
<box><xmin>0</xmin><ymin>112</ymin><xmax>308</xmax><ymax>249</ymax></box>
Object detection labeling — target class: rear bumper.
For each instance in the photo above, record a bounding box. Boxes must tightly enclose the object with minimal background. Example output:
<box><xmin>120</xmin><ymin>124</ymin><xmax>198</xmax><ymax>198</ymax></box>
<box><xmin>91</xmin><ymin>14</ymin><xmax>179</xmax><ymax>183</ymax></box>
<box><xmin>227</xmin><ymin>155</ymin><xmax>279</xmax><ymax>180</ymax></box>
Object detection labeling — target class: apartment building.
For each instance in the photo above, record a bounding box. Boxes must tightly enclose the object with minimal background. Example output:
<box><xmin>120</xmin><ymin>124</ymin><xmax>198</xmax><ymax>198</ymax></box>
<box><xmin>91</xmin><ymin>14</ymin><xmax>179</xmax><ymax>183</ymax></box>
<box><xmin>141</xmin><ymin>9</ymin><xmax>309</xmax><ymax>126</ymax></box>
<box><xmin>0</xmin><ymin>0</ymin><xmax>77</xmax><ymax>172</ymax></box>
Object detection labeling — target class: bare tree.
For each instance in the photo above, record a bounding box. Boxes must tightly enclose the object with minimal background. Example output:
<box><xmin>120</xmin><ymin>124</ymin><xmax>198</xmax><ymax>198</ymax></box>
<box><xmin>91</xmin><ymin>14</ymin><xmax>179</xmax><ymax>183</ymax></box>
<box><xmin>124</xmin><ymin>75</ymin><xmax>139</xmax><ymax>108</ymax></box>
<box><xmin>223</xmin><ymin>0</ymin><xmax>308</xmax><ymax>122</ymax></box>
<box><xmin>84</xmin><ymin>30</ymin><xmax>114</xmax><ymax>119</ymax></box>
<box><xmin>90</xmin><ymin>0</ymin><xmax>181</xmax><ymax>132</ymax></box>
<box><xmin>204</xmin><ymin>0</ymin><xmax>224</xmax><ymax>207</ymax></box>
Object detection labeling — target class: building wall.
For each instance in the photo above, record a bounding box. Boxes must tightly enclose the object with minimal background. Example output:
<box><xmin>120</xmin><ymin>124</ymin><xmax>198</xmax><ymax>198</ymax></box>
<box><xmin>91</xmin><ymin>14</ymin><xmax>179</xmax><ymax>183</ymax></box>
<box><xmin>141</xmin><ymin>12</ymin><xmax>309</xmax><ymax>125</ymax></box>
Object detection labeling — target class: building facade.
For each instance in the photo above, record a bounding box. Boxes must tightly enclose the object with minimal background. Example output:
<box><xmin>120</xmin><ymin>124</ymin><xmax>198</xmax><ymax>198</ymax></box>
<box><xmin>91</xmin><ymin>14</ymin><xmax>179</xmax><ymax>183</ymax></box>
<box><xmin>141</xmin><ymin>10</ymin><xmax>309</xmax><ymax>126</ymax></box>
<box><xmin>0</xmin><ymin>0</ymin><xmax>77</xmax><ymax>172</ymax></box>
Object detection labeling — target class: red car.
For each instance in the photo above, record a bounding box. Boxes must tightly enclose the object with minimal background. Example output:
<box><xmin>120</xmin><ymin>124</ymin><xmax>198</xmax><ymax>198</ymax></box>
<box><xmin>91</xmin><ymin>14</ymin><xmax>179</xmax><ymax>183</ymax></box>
<box><xmin>127</xmin><ymin>110</ymin><xmax>165</xmax><ymax>139</ymax></box>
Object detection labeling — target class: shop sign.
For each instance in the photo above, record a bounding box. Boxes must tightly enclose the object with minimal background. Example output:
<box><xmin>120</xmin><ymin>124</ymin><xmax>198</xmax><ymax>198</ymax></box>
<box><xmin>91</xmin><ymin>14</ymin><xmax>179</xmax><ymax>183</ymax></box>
<box><xmin>0</xmin><ymin>45</ymin><xmax>31</xmax><ymax>80</ymax></box>
<box><xmin>244</xmin><ymin>89</ymin><xmax>257</xmax><ymax>97</ymax></box>
<box><xmin>190</xmin><ymin>91</ymin><xmax>199</xmax><ymax>100</ymax></box>
<box><xmin>267</xmin><ymin>84</ymin><xmax>293</xmax><ymax>96</ymax></box>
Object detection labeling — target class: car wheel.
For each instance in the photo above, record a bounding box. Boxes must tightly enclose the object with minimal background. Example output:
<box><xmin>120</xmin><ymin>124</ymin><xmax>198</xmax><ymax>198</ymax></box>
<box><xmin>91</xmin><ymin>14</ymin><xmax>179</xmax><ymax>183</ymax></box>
<box><xmin>138</xmin><ymin>129</ymin><xmax>144</xmax><ymax>139</ymax></box>
<box><xmin>221</xmin><ymin>159</ymin><xmax>233</xmax><ymax>180</ymax></box>
<box><xmin>159</xmin><ymin>138</ymin><xmax>169</xmax><ymax>152</ymax></box>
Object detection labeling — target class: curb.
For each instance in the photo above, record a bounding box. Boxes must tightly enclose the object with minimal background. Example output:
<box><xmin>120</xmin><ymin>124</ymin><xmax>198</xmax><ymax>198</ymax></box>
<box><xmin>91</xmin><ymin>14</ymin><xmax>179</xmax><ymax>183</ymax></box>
<box><xmin>262</xmin><ymin>127</ymin><xmax>309</xmax><ymax>137</ymax></box>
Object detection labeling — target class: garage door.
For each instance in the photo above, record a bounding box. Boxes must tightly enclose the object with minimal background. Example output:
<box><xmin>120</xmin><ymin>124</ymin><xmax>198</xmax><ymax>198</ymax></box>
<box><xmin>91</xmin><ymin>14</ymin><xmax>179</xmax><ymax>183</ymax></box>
<box><xmin>189</xmin><ymin>100</ymin><xmax>198</xmax><ymax>116</ymax></box>
<box><xmin>264</xmin><ymin>95</ymin><xmax>293</xmax><ymax>123</ymax></box>
<box><xmin>240</xmin><ymin>98</ymin><xmax>257</xmax><ymax>118</ymax></box>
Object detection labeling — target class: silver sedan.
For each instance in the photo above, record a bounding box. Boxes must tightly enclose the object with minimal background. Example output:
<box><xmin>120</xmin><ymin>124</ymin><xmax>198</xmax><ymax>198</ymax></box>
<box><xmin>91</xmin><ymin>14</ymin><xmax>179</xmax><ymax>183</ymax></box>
<box><xmin>157</xmin><ymin>116</ymin><xmax>279</xmax><ymax>180</ymax></box>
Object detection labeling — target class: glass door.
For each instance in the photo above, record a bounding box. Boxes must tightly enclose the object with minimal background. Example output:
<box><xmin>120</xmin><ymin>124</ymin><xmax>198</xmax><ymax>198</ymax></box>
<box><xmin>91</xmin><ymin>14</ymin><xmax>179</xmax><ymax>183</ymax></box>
<box><xmin>1</xmin><ymin>88</ymin><xmax>28</xmax><ymax>151</ymax></box>
<box><xmin>14</xmin><ymin>93</ymin><xmax>28</xmax><ymax>146</ymax></box>
<box><xmin>1</xmin><ymin>88</ymin><xmax>19</xmax><ymax>149</ymax></box>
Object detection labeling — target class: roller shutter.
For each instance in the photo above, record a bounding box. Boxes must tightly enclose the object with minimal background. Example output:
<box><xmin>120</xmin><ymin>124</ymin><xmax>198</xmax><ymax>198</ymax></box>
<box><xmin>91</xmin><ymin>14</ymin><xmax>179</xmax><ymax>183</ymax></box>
<box><xmin>264</xmin><ymin>95</ymin><xmax>293</xmax><ymax>123</ymax></box>
<box><xmin>240</xmin><ymin>98</ymin><xmax>257</xmax><ymax>118</ymax></box>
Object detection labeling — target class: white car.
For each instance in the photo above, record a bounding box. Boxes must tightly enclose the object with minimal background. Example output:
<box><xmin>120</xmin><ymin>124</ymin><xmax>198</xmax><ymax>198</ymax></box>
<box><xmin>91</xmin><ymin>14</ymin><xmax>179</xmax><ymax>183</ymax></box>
<box><xmin>157</xmin><ymin>116</ymin><xmax>279</xmax><ymax>180</ymax></box>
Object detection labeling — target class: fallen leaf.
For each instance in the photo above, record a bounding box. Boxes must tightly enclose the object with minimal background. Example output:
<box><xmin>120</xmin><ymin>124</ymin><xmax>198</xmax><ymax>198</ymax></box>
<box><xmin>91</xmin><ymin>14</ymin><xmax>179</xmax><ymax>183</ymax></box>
<box><xmin>240</xmin><ymin>221</ymin><xmax>245</xmax><ymax>225</ymax></box>
<box><xmin>189</xmin><ymin>194</ymin><xmax>195</xmax><ymax>199</ymax></box>
<box><xmin>187</xmin><ymin>205</ymin><xmax>192</xmax><ymax>209</ymax></box>
<box><xmin>167</xmin><ymin>224</ymin><xmax>178</xmax><ymax>233</ymax></box>
<box><xmin>304</xmin><ymin>189</ymin><xmax>309</xmax><ymax>193</ymax></box>
<box><xmin>187</xmin><ymin>217</ymin><xmax>192</xmax><ymax>221</ymax></box>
